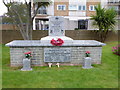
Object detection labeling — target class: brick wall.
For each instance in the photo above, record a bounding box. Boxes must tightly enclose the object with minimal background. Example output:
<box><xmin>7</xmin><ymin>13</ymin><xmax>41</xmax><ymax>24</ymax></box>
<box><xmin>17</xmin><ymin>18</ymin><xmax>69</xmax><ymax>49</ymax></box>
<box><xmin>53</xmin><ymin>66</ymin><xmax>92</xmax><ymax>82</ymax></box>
<box><xmin>54</xmin><ymin>1</ymin><xmax>69</xmax><ymax>16</ymax></box>
<box><xmin>86</xmin><ymin>1</ymin><xmax>100</xmax><ymax>16</ymax></box>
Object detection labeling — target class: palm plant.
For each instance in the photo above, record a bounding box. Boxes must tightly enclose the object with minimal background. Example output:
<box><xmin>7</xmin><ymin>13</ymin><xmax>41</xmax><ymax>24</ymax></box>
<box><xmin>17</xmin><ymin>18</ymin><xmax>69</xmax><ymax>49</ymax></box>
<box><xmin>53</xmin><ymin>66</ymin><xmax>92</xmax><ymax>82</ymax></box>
<box><xmin>91</xmin><ymin>4</ymin><xmax>117</xmax><ymax>42</ymax></box>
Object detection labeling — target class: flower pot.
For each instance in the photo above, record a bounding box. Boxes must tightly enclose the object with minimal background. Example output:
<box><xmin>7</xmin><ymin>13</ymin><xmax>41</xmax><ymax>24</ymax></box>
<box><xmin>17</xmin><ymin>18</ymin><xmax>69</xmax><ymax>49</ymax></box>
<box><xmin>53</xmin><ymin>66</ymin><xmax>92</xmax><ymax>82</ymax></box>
<box><xmin>82</xmin><ymin>57</ymin><xmax>93</xmax><ymax>69</ymax></box>
<box><xmin>21</xmin><ymin>58</ymin><xmax>32</xmax><ymax>71</ymax></box>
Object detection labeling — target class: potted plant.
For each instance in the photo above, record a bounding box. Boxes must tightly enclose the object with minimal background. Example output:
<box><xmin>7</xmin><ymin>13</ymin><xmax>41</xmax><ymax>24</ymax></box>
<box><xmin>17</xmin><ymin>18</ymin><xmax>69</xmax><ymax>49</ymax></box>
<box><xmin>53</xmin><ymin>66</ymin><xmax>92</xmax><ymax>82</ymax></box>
<box><xmin>21</xmin><ymin>51</ymin><xmax>32</xmax><ymax>71</ymax></box>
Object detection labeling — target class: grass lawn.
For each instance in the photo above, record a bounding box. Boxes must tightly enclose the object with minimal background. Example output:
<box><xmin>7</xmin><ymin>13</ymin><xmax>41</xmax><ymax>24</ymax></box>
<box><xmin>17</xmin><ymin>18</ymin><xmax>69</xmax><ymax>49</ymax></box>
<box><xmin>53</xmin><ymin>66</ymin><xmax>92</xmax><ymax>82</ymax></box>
<box><xmin>1</xmin><ymin>41</ymin><xmax>119</xmax><ymax>88</ymax></box>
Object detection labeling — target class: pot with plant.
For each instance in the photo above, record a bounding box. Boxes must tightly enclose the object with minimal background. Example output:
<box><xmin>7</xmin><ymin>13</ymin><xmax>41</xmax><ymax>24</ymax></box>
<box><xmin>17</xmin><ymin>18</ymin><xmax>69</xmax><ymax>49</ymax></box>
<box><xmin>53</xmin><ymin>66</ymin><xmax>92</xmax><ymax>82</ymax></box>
<box><xmin>82</xmin><ymin>51</ymin><xmax>93</xmax><ymax>69</ymax></box>
<box><xmin>21</xmin><ymin>51</ymin><xmax>32</xmax><ymax>71</ymax></box>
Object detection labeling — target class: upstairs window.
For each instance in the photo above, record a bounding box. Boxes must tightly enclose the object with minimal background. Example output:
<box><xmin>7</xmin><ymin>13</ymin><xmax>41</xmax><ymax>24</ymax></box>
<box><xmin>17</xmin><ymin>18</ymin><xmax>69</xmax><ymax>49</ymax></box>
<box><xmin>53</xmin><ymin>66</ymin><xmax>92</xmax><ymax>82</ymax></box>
<box><xmin>69</xmin><ymin>5</ymin><xmax>77</xmax><ymax>10</ymax></box>
<box><xmin>108</xmin><ymin>0</ymin><xmax>119</xmax><ymax>3</ymax></box>
<box><xmin>57</xmin><ymin>5</ymin><xmax>66</xmax><ymax>10</ymax></box>
<box><xmin>38</xmin><ymin>6</ymin><xmax>47</xmax><ymax>14</ymax></box>
<box><xmin>78</xmin><ymin>5</ymin><xmax>86</xmax><ymax>11</ymax></box>
<box><xmin>89</xmin><ymin>5</ymin><xmax>96</xmax><ymax>11</ymax></box>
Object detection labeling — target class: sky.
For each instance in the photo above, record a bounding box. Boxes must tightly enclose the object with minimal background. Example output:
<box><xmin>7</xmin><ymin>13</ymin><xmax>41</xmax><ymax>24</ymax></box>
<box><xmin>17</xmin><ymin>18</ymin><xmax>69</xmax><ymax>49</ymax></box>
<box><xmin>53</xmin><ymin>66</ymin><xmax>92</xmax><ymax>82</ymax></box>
<box><xmin>0</xmin><ymin>0</ymin><xmax>50</xmax><ymax>16</ymax></box>
<box><xmin>0</xmin><ymin>0</ymin><xmax>29</xmax><ymax>16</ymax></box>
<box><xmin>0</xmin><ymin>0</ymin><xmax>7</xmax><ymax>16</ymax></box>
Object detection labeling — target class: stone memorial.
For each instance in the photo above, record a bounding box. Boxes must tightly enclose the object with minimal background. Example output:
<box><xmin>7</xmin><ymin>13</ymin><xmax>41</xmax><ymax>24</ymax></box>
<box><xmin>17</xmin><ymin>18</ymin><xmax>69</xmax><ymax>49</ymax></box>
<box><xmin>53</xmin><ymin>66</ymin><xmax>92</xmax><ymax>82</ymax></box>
<box><xmin>41</xmin><ymin>16</ymin><xmax>73</xmax><ymax>43</ymax></box>
<box><xmin>6</xmin><ymin>16</ymin><xmax>106</xmax><ymax>67</ymax></box>
<box><xmin>42</xmin><ymin>16</ymin><xmax>72</xmax><ymax>63</ymax></box>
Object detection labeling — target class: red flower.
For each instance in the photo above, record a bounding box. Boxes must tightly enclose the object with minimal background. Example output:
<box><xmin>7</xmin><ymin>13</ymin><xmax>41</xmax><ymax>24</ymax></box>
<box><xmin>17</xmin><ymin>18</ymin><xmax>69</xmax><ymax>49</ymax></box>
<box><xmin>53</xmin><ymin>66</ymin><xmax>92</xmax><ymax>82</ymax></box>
<box><xmin>24</xmin><ymin>51</ymin><xmax>31</xmax><ymax>54</ymax></box>
<box><xmin>86</xmin><ymin>51</ymin><xmax>90</xmax><ymax>54</ymax></box>
<box><xmin>50</xmin><ymin>38</ymin><xmax>64</xmax><ymax>46</ymax></box>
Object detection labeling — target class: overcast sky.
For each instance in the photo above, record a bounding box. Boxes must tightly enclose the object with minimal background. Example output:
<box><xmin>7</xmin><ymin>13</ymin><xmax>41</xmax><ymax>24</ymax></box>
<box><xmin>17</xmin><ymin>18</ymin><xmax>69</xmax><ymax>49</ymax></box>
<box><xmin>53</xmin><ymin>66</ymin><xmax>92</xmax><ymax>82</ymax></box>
<box><xmin>0</xmin><ymin>0</ymin><xmax>29</xmax><ymax>16</ymax></box>
<box><xmin>0</xmin><ymin>0</ymin><xmax>7</xmax><ymax>16</ymax></box>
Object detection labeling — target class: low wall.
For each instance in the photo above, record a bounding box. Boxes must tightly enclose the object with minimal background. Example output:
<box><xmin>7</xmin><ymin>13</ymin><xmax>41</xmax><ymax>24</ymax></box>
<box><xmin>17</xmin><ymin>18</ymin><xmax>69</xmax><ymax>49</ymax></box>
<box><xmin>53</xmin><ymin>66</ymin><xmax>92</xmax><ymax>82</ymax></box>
<box><xmin>0</xmin><ymin>30</ymin><xmax>118</xmax><ymax>44</ymax></box>
<box><xmin>2</xmin><ymin>24</ymin><xmax>18</xmax><ymax>30</ymax></box>
<box><xmin>10</xmin><ymin>46</ymin><xmax>102</xmax><ymax>67</ymax></box>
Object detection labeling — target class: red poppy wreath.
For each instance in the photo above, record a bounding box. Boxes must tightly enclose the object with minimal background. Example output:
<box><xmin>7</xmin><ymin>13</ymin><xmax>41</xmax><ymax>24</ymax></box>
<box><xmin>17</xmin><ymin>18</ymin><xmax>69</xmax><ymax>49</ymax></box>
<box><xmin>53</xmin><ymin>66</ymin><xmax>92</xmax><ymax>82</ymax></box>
<box><xmin>50</xmin><ymin>38</ymin><xmax>64</xmax><ymax>46</ymax></box>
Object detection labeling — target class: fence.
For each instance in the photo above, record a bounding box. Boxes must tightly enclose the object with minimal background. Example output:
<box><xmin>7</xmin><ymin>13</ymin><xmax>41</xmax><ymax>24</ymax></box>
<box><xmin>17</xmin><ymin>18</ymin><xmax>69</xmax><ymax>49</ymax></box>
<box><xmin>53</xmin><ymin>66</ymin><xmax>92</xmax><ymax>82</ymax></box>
<box><xmin>0</xmin><ymin>30</ymin><xmax>118</xmax><ymax>44</ymax></box>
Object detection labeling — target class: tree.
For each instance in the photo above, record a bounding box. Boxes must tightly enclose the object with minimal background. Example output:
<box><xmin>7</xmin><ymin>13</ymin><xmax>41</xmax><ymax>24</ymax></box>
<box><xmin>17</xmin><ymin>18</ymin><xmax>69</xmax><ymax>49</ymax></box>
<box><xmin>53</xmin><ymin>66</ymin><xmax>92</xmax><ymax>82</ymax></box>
<box><xmin>2</xmin><ymin>3</ymin><xmax>28</xmax><ymax>24</ymax></box>
<box><xmin>3</xmin><ymin>0</ymin><xmax>51</xmax><ymax>40</ymax></box>
<box><xmin>91</xmin><ymin>4</ymin><xmax>117</xmax><ymax>42</ymax></box>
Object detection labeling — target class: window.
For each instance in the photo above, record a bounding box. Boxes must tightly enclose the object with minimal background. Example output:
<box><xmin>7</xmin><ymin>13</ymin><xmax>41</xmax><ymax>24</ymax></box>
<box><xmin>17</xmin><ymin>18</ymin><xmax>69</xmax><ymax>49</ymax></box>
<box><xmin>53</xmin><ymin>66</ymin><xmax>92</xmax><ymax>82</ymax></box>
<box><xmin>108</xmin><ymin>6</ymin><xmax>119</xmax><ymax>10</ymax></box>
<box><xmin>57</xmin><ymin>5</ymin><xmax>66</xmax><ymax>10</ymax></box>
<box><xmin>79</xmin><ymin>6</ymin><xmax>82</xmax><ymax>10</ymax></box>
<box><xmin>78</xmin><ymin>5</ymin><xmax>86</xmax><ymax>11</ymax></box>
<box><xmin>108</xmin><ymin>0</ymin><xmax>119</xmax><ymax>3</ymax></box>
<box><xmin>38</xmin><ymin>6</ymin><xmax>47</xmax><ymax>14</ymax></box>
<box><xmin>69</xmin><ymin>5</ymin><xmax>77</xmax><ymax>10</ymax></box>
<box><xmin>83</xmin><ymin>6</ymin><xmax>86</xmax><ymax>10</ymax></box>
<box><xmin>89</xmin><ymin>5</ymin><xmax>96</xmax><ymax>11</ymax></box>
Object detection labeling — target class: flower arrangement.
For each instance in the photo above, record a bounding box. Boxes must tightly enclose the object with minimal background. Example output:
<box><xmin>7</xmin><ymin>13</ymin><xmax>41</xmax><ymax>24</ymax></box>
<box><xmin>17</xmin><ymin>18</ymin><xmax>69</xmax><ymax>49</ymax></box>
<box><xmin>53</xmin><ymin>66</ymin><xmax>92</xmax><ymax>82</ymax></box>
<box><xmin>24</xmin><ymin>52</ymin><xmax>32</xmax><ymax>59</ymax></box>
<box><xmin>50</xmin><ymin>38</ymin><xmax>64</xmax><ymax>46</ymax></box>
<box><xmin>112</xmin><ymin>45</ymin><xmax>120</xmax><ymax>56</ymax></box>
<box><xmin>85</xmin><ymin>51</ymin><xmax>90</xmax><ymax>57</ymax></box>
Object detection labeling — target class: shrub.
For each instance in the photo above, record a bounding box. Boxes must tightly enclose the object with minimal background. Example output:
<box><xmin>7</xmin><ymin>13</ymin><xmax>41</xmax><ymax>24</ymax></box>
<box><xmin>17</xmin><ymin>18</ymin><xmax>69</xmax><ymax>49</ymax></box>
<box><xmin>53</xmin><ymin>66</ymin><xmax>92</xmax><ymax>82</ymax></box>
<box><xmin>112</xmin><ymin>45</ymin><xmax>120</xmax><ymax>56</ymax></box>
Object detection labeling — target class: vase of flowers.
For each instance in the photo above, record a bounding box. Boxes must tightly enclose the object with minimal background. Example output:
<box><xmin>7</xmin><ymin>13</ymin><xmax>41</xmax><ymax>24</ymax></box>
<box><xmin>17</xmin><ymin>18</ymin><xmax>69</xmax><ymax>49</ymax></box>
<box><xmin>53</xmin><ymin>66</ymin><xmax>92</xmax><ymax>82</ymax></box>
<box><xmin>82</xmin><ymin>51</ymin><xmax>93</xmax><ymax>69</ymax></box>
<box><xmin>24</xmin><ymin>51</ymin><xmax>32</xmax><ymax>59</ymax></box>
<box><xmin>85</xmin><ymin>51</ymin><xmax>90</xmax><ymax>57</ymax></box>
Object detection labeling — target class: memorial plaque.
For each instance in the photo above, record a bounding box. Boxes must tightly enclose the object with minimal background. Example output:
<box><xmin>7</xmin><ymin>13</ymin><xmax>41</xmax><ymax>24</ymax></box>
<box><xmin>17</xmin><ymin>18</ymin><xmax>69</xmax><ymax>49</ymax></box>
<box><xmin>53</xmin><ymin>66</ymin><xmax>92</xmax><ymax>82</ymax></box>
<box><xmin>49</xmin><ymin>16</ymin><xmax>65</xmax><ymax>36</ymax></box>
<box><xmin>44</xmin><ymin>48</ymin><xmax>71</xmax><ymax>62</ymax></box>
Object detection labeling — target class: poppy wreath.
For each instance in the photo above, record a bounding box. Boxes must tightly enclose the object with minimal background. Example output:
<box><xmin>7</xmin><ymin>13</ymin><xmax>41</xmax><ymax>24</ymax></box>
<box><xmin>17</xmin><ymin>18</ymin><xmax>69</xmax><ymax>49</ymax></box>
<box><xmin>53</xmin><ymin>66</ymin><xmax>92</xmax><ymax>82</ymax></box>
<box><xmin>24</xmin><ymin>51</ymin><xmax>32</xmax><ymax>59</ymax></box>
<box><xmin>50</xmin><ymin>38</ymin><xmax>64</xmax><ymax>46</ymax></box>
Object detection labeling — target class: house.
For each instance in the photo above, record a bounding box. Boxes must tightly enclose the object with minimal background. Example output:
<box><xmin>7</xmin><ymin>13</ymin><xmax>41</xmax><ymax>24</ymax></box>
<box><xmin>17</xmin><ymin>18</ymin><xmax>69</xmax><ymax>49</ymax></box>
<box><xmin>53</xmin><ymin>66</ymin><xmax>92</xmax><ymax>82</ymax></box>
<box><xmin>107</xmin><ymin>0</ymin><xmax>120</xmax><ymax>30</ymax></box>
<box><xmin>32</xmin><ymin>0</ymin><xmax>119</xmax><ymax>30</ymax></box>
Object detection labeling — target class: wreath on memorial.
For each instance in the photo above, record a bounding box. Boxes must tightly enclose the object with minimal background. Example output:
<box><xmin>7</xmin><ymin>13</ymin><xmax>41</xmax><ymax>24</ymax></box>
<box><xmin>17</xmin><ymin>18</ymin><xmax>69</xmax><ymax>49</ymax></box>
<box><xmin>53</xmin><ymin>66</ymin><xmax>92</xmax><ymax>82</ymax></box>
<box><xmin>50</xmin><ymin>38</ymin><xmax>64</xmax><ymax>46</ymax></box>
<box><xmin>85</xmin><ymin>51</ymin><xmax>90</xmax><ymax>57</ymax></box>
<box><xmin>24</xmin><ymin>52</ymin><xmax>32</xmax><ymax>59</ymax></box>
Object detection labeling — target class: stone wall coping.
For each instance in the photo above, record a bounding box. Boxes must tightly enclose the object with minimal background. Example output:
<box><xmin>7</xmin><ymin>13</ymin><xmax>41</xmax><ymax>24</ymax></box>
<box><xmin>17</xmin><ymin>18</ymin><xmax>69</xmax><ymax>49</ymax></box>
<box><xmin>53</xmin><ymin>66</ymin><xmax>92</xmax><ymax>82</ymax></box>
<box><xmin>5</xmin><ymin>40</ymin><xmax>106</xmax><ymax>47</ymax></box>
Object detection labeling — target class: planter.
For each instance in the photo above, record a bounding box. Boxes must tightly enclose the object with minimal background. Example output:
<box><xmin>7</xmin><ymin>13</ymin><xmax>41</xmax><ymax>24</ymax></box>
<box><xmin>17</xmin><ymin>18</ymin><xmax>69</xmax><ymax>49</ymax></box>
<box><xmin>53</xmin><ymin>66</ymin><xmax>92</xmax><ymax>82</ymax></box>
<box><xmin>21</xmin><ymin>58</ymin><xmax>32</xmax><ymax>71</ymax></box>
<box><xmin>82</xmin><ymin>57</ymin><xmax>93</xmax><ymax>69</ymax></box>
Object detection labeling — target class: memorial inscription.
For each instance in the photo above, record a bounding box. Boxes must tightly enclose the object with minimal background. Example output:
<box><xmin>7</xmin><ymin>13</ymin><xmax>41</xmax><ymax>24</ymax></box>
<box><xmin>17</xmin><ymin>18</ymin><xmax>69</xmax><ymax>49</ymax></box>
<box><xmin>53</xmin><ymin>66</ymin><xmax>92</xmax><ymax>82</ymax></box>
<box><xmin>49</xmin><ymin>16</ymin><xmax>65</xmax><ymax>36</ymax></box>
<box><xmin>44</xmin><ymin>48</ymin><xmax>71</xmax><ymax>62</ymax></box>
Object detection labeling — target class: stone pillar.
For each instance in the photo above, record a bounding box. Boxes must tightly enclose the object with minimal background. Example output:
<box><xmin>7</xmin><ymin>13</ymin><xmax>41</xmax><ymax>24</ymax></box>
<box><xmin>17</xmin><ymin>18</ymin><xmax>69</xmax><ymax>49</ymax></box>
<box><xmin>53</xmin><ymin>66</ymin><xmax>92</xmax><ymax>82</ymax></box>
<box><xmin>82</xmin><ymin>57</ymin><xmax>93</xmax><ymax>69</ymax></box>
<box><xmin>33</xmin><ymin>18</ymin><xmax>36</xmax><ymax>30</ymax></box>
<box><xmin>43</xmin><ymin>21</ymin><xmax>45</xmax><ymax>30</ymax></box>
<box><xmin>39</xmin><ymin>20</ymin><xmax>41</xmax><ymax>30</ymax></box>
<box><xmin>21</xmin><ymin>58</ymin><xmax>32</xmax><ymax>71</ymax></box>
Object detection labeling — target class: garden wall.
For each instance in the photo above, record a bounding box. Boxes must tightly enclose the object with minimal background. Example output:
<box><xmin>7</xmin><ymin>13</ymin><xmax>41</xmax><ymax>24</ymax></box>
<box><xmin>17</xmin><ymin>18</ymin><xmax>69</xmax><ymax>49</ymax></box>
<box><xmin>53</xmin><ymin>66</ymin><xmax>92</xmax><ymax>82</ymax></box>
<box><xmin>0</xmin><ymin>30</ymin><xmax>119</xmax><ymax>44</ymax></box>
<box><xmin>2</xmin><ymin>24</ymin><xmax>18</xmax><ymax>30</ymax></box>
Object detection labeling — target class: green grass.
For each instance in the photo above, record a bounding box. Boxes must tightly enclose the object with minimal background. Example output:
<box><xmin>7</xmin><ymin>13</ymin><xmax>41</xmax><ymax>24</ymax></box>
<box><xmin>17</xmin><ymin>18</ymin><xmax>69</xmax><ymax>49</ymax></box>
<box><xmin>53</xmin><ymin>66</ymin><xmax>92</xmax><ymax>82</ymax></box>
<box><xmin>1</xmin><ymin>41</ymin><xmax>119</xmax><ymax>88</ymax></box>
